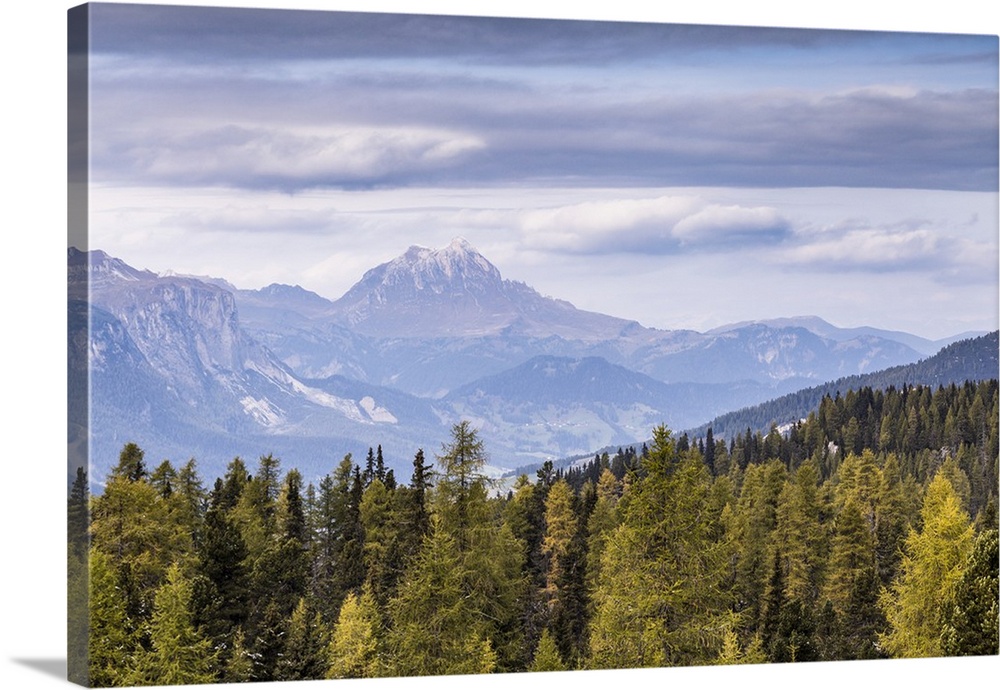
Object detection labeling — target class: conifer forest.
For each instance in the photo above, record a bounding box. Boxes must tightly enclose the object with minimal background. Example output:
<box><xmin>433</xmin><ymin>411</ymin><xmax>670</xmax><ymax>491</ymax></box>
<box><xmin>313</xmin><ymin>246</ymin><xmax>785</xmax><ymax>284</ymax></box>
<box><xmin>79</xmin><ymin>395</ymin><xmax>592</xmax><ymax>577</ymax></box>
<box><xmin>69</xmin><ymin>381</ymin><xmax>1000</xmax><ymax>686</ymax></box>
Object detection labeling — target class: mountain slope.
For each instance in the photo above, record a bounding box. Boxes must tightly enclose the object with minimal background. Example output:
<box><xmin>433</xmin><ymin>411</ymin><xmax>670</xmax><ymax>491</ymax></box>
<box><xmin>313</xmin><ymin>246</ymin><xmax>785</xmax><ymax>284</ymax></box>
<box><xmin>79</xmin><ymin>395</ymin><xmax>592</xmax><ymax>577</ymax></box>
<box><xmin>442</xmin><ymin>355</ymin><xmax>781</xmax><ymax>462</ymax></box>
<box><xmin>689</xmin><ymin>331</ymin><xmax>1000</xmax><ymax>440</ymax></box>
<box><xmin>72</xmin><ymin>248</ymin><xmax>453</xmax><ymax>480</ymax></box>
<box><xmin>328</xmin><ymin>237</ymin><xmax>638</xmax><ymax>340</ymax></box>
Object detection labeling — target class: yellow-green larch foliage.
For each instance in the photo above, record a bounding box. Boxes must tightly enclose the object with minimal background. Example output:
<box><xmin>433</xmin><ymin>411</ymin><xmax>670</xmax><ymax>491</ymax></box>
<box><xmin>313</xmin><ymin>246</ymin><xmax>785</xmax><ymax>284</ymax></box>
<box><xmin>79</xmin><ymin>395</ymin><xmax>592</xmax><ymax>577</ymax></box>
<box><xmin>585</xmin><ymin>468</ymin><xmax>620</xmax><ymax>593</ymax></box>
<box><xmin>127</xmin><ymin>563</ymin><xmax>216</xmax><ymax>686</ymax></box>
<box><xmin>390</xmin><ymin>422</ymin><xmax>525</xmax><ymax>673</ymax></box>
<box><xmin>773</xmin><ymin>460</ymin><xmax>827</xmax><ymax>606</ymax></box>
<box><xmin>531</xmin><ymin>629</ymin><xmax>568</xmax><ymax>672</ymax></box>
<box><xmin>727</xmin><ymin>460</ymin><xmax>787</xmax><ymax>628</ymax></box>
<box><xmin>542</xmin><ymin>479</ymin><xmax>577</xmax><ymax>597</ymax></box>
<box><xmin>327</xmin><ymin>585</ymin><xmax>382</xmax><ymax>679</ymax></box>
<box><xmin>589</xmin><ymin>426</ymin><xmax>730</xmax><ymax>669</ymax></box>
<box><xmin>879</xmin><ymin>473</ymin><xmax>975</xmax><ymax>658</ymax></box>
<box><xmin>715</xmin><ymin>614</ymin><xmax>767</xmax><ymax>666</ymax></box>
<box><xmin>87</xmin><ymin>550</ymin><xmax>136</xmax><ymax>687</ymax></box>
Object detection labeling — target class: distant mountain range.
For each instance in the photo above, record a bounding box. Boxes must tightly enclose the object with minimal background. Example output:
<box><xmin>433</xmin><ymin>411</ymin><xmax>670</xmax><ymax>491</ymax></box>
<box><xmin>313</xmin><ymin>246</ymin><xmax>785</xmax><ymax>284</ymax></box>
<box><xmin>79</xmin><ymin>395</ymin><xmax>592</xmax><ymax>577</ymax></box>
<box><xmin>68</xmin><ymin>240</ymin><xmax>995</xmax><ymax>483</ymax></box>
<box><xmin>689</xmin><ymin>331</ymin><xmax>1000</xmax><ymax>441</ymax></box>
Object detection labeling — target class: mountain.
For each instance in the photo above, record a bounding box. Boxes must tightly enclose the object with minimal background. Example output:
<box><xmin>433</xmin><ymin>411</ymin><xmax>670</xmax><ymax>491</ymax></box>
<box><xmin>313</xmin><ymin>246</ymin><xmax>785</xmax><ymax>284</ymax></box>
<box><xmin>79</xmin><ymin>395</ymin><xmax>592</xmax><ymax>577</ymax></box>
<box><xmin>237</xmin><ymin>239</ymin><xmax>928</xmax><ymax>396</ymax></box>
<box><xmin>708</xmin><ymin>316</ymin><xmax>985</xmax><ymax>356</ymax></box>
<box><xmin>71</xmin><ymin>248</ymin><xmax>451</xmax><ymax>482</ymax></box>
<box><xmin>327</xmin><ymin>237</ymin><xmax>638</xmax><ymax>340</ymax></box>
<box><xmin>72</xmin><ymin>243</ymin><xmax>984</xmax><ymax>482</ymax></box>
<box><xmin>443</xmin><ymin>355</ymin><xmax>773</xmax><ymax>462</ymax></box>
<box><xmin>688</xmin><ymin>331</ymin><xmax>1000</xmax><ymax>440</ymax></box>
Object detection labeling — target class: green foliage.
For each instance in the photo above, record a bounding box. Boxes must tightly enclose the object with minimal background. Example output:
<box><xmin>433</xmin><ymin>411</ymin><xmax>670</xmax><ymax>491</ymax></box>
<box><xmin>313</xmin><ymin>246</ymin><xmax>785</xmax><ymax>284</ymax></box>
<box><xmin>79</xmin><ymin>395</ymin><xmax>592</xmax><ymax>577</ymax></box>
<box><xmin>276</xmin><ymin>598</ymin><xmax>330</xmax><ymax>680</ymax></box>
<box><xmin>127</xmin><ymin>563</ymin><xmax>216</xmax><ymax>686</ymax></box>
<box><xmin>80</xmin><ymin>379</ymin><xmax>998</xmax><ymax>686</ymax></box>
<box><xmin>880</xmin><ymin>473</ymin><xmax>976</xmax><ymax>657</ymax></box>
<box><xmin>87</xmin><ymin>550</ymin><xmax>137</xmax><ymax>687</ymax></box>
<box><xmin>542</xmin><ymin>479</ymin><xmax>577</xmax><ymax>596</ymax></box>
<box><xmin>531</xmin><ymin>629</ymin><xmax>568</xmax><ymax>672</ymax></box>
<box><xmin>940</xmin><ymin>528</ymin><xmax>999</xmax><ymax>656</ymax></box>
<box><xmin>589</xmin><ymin>427</ymin><xmax>730</xmax><ymax>668</ymax></box>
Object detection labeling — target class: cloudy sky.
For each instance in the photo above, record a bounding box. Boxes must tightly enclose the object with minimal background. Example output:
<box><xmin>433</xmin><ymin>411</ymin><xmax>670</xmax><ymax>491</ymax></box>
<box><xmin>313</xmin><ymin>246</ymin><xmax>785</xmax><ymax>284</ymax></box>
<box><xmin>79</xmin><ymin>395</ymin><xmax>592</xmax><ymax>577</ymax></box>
<box><xmin>78</xmin><ymin>2</ymin><xmax>999</xmax><ymax>340</ymax></box>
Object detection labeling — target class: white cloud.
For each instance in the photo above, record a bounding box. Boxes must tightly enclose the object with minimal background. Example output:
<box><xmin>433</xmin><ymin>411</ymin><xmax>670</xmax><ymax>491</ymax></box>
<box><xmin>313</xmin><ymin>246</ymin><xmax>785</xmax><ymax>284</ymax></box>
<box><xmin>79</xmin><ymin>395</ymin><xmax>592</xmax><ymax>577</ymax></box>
<box><xmin>671</xmin><ymin>204</ymin><xmax>789</xmax><ymax>243</ymax></box>
<box><xmin>781</xmin><ymin>226</ymin><xmax>943</xmax><ymax>270</ymax></box>
<box><xmin>102</xmin><ymin>123</ymin><xmax>486</xmax><ymax>187</ymax></box>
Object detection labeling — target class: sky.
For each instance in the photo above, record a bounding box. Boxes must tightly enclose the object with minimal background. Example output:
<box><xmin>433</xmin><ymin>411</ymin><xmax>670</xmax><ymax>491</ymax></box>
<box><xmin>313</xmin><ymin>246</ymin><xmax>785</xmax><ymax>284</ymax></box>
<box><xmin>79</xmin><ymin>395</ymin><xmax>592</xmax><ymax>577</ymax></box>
<box><xmin>78</xmin><ymin>2</ymin><xmax>999</xmax><ymax>340</ymax></box>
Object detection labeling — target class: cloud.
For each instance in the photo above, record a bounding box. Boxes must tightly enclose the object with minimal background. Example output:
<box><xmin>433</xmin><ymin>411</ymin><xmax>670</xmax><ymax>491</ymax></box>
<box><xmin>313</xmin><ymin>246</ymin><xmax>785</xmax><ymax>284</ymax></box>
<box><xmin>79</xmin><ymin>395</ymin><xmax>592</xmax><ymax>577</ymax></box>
<box><xmin>777</xmin><ymin>217</ymin><xmax>969</xmax><ymax>274</ymax></box>
<box><xmin>502</xmin><ymin>196</ymin><xmax>791</xmax><ymax>254</ymax></box>
<box><xmin>84</xmin><ymin>6</ymin><xmax>998</xmax><ymax>193</ymax></box>
<box><xmin>96</xmin><ymin>124</ymin><xmax>485</xmax><ymax>189</ymax></box>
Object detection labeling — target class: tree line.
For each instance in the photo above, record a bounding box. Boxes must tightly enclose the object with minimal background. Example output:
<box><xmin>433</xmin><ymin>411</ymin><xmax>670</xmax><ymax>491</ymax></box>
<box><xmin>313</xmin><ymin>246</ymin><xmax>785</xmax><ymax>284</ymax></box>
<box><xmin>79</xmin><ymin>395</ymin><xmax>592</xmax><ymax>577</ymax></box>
<box><xmin>69</xmin><ymin>383</ymin><xmax>999</xmax><ymax>686</ymax></box>
<box><xmin>693</xmin><ymin>331</ymin><xmax>999</xmax><ymax>441</ymax></box>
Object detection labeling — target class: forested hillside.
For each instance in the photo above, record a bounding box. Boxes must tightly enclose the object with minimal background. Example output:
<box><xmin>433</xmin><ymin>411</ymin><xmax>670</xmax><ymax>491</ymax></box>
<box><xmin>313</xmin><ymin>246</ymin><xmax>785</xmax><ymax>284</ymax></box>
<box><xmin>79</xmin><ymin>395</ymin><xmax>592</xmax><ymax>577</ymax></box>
<box><xmin>693</xmin><ymin>331</ymin><xmax>998</xmax><ymax>440</ymax></box>
<box><xmin>70</xmin><ymin>381</ymin><xmax>999</xmax><ymax>685</ymax></box>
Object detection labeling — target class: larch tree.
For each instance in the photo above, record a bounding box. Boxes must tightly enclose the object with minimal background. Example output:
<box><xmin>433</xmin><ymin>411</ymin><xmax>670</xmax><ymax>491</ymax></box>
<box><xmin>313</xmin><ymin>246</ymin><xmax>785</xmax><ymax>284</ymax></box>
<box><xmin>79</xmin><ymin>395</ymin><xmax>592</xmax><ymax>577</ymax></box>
<box><xmin>879</xmin><ymin>473</ymin><xmax>975</xmax><ymax>658</ymax></box>
<box><xmin>542</xmin><ymin>479</ymin><xmax>577</xmax><ymax>599</ymax></box>
<box><xmin>327</xmin><ymin>585</ymin><xmax>382</xmax><ymax>679</ymax></box>
<box><xmin>589</xmin><ymin>426</ymin><xmax>729</xmax><ymax>669</ymax></box>
<box><xmin>127</xmin><ymin>563</ymin><xmax>216</xmax><ymax>686</ymax></box>
<box><xmin>388</xmin><ymin>422</ymin><xmax>525</xmax><ymax>674</ymax></box>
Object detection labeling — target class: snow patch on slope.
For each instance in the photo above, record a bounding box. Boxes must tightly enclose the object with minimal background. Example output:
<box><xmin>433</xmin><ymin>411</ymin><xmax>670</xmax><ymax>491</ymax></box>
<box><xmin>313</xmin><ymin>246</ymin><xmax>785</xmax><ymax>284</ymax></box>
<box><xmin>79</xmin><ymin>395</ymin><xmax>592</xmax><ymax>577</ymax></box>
<box><xmin>359</xmin><ymin>396</ymin><xmax>398</xmax><ymax>424</ymax></box>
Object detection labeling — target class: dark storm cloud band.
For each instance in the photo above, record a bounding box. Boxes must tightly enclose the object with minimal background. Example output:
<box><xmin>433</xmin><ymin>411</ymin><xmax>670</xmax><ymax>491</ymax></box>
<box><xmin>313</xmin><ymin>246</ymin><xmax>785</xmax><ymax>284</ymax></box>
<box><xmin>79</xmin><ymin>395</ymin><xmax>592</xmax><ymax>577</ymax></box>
<box><xmin>86</xmin><ymin>4</ymin><xmax>999</xmax><ymax>192</ymax></box>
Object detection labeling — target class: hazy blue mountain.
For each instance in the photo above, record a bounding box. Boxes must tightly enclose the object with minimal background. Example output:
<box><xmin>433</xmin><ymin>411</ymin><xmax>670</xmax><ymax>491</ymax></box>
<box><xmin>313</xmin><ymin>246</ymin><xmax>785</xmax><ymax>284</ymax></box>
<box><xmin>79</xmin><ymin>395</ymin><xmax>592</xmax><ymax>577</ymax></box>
<box><xmin>72</xmin><ymin>243</ymin><xmax>975</xmax><ymax>480</ymax></box>
<box><xmin>72</xmin><ymin>248</ymin><xmax>452</xmax><ymax>481</ymax></box>
<box><xmin>707</xmin><ymin>315</ymin><xmax>985</xmax><ymax>356</ymax></box>
<box><xmin>443</xmin><ymin>355</ymin><xmax>791</xmax><ymax>463</ymax></box>
<box><xmin>688</xmin><ymin>330</ymin><xmax>1000</xmax><ymax>440</ymax></box>
<box><xmin>239</xmin><ymin>239</ymin><xmax>928</xmax><ymax>395</ymax></box>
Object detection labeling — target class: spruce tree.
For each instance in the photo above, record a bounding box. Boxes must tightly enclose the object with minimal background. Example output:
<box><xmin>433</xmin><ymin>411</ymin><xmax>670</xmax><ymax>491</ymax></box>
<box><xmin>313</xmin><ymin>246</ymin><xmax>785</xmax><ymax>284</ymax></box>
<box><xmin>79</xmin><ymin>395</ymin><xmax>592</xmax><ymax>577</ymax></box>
<box><xmin>939</xmin><ymin>528</ymin><xmax>999</xmax><ymax>656</ymax></box>
<box><xmin>276</xmin><ymin>597</ymin><xmax>330</xmax><ymax>680</ymax></box>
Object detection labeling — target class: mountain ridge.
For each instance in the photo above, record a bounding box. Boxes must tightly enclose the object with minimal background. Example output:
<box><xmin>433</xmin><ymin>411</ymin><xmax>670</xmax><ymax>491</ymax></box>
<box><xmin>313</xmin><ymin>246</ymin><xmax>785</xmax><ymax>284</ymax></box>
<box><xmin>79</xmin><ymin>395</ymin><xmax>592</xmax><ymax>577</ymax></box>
<box><xmin>70</xmin><ymin>244</ymin><xmax>993</xmax><ymax>481</ymax></box>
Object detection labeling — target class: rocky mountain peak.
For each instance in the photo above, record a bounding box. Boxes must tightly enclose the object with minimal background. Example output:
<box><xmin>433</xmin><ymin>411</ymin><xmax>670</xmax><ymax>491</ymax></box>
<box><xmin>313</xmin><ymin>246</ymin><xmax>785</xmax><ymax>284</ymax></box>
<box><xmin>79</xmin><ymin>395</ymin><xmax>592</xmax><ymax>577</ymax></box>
<box><xmin>375</xmin><ymin>237</ymin><xmax>502</xmax><ymax>295</ymax></box>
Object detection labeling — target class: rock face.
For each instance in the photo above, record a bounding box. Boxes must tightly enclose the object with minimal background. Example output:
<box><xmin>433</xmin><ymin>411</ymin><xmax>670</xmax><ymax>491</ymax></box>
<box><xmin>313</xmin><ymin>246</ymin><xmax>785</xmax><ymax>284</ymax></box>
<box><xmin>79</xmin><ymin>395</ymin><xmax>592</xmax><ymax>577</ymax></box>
<box><xmin>73</xmin><ymin>241</ymin><xmax>973</xmax><ymax>482</ymax></box>
<box><xmin>328</xmin><ymin>237</ymin><xmax>636</xmax><ymax>339</ymax></box>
